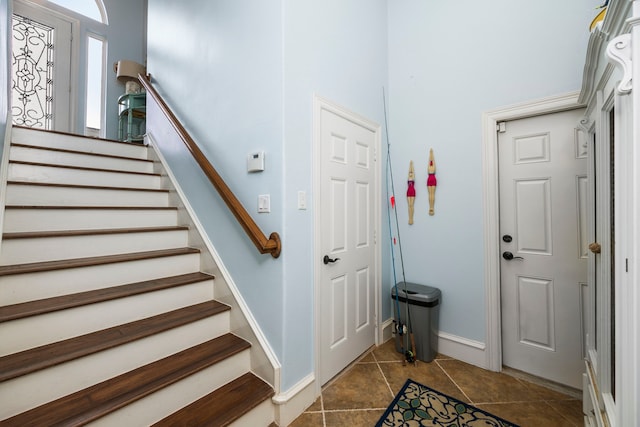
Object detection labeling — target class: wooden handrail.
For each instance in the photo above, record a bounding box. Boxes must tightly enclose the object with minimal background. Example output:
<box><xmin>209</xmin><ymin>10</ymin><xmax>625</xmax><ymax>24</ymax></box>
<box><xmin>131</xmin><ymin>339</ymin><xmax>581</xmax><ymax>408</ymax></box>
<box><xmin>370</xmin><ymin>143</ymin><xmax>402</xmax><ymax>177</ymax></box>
<box><xmin>139</xmin><ymin>74</ymin><xmax>281</xmax><ymax>258</ymax></box>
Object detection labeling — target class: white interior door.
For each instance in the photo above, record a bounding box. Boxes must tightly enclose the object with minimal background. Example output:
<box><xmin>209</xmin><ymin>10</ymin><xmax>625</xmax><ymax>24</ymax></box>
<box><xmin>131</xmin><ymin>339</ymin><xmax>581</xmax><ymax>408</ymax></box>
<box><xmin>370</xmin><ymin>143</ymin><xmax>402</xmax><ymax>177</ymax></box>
<box><xmin>317</xmin><ymin>101</ymin><xmax>378</xmax><ymax>386</ymax></box>
<box><xmin>498</xmin><ymin>108</ymin><xmax>587</xmax><ymax>389</ymax></box>
<box><xmin>12</xmin><ymin>0</ymin><xmax>73</xmax><ymax>132</ymax></box>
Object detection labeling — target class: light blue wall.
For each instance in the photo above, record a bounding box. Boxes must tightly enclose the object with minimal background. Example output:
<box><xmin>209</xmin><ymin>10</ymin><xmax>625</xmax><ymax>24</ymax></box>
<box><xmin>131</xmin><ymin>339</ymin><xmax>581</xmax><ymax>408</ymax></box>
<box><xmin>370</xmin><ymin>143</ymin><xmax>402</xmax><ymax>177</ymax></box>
<box><xmin>146</xmin><ymin>0</ymin><xmax>388</xmax><ymax>390</ymax></box>
<box><xmin>146</xmin><ymin>0</ymin><xmax>287</xmax><ymax>381</ymax></box>
<box><xmin>94</xmin><ymin>0</ymin><xmax>147</xmax><ymax>140</ymax></box>
<box><xmin>146</xmin><ymin>0</ymin><xmax>600</xmax><ymax>391</ymax></box>
<box><xmin>387</xmin><ymin>0</ymin><xmax>600</xmax><ymax>342</ymax></box>
<box><xmin>282</xmin><ymin>0</ymin><xmax>389</xmax><ymax>387</ymax></box>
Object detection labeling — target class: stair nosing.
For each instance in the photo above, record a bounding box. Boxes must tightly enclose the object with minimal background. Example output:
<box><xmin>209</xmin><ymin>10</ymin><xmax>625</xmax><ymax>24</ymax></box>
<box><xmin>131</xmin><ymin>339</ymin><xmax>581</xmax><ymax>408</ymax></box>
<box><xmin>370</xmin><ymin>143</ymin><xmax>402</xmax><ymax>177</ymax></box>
<box><xmin>0</xmin><ymin>247</ymin><xmax>200</xmax><ymax>277</ymax></box>
<box><xmin>0</xmin><ymin>301</ymin><xmax>232</xmax><ymax>383</ymax></box>
<box><xmin>152</xmin><ymin>372</ymin><xmax>274</xmax><ymax>427</ymax></box>
<box><xmin>8</xmin><ymin>159</ymin><xmax>162</xmax><ymax>177</ymax></box>
<box><xmin>7</xmin><ymin>180</ymin><xmax>170</xmax><ymax>193</ymax></box>
<box><xmin>0</xmin><ymin>272</ymin><xmax>214</xmax><ymax>323</ymax></box>
<box><xmin>2</xmin><ymin>225</ymin><xmax>189</xmax><ymax>240</ymax></box>
<box><xmin>0</xmin><ymin>334</ymin><xmax>249</xmax><ymax>426</ymax></box>
<box><xmin>10</xmin><ymin>142</ymin><xmax>154</xmax><ymax>163</ymax></box>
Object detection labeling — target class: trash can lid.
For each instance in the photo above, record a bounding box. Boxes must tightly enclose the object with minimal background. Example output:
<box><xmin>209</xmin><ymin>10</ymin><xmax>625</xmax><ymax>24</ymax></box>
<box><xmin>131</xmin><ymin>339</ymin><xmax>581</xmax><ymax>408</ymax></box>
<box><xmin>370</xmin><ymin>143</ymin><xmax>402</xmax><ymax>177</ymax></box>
<box><xmin>391</xmin><ymin>281</ymin><xmax>440</xmax><ymax>307</ymax></box>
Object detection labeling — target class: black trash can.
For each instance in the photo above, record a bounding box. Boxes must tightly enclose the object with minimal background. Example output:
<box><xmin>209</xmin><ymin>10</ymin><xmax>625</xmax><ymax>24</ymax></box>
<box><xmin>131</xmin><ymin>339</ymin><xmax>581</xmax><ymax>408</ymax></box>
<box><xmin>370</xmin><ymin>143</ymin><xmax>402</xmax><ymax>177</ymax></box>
<box><xmin>391</xmin><ymin>281</ymin><xmax>440</xmax><ymax>362</ymax></box>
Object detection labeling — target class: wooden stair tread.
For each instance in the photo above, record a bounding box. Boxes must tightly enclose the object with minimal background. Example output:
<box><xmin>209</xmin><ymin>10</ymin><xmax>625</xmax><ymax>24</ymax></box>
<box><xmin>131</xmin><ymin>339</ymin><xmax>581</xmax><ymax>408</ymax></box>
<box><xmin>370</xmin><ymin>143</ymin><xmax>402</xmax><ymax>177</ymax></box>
<box><xmin>0</xmin><ymin>301</ymin><xmax>230</xmax><ymax>382</ymax></box>
<box><xmin>0</xmin><ymin>272</ymin><xmax>214</xmax><ymax>323</ymax></box>
<box><xmin>3</xmin><ymin>225</ymin><xmax>189</xmax><ymax>240</ymax></box>
<box><xmin>10</xmin><ymin>142</ymin><xmax>154</xmax><ymax>163</ymax></box>
<box><xmin>9</xmin><ymin>159</ymin><xmax>162</xmax><ymax>177</ymax></box>
<box><xmin>0</xmin><ymin>334</ymin><xmax>250</xmax><ymax>427</ymax></box>
<box><xmin>153</xmin><ymin>372</ymin><xmax>274</xmax><ymax>427</ymax></box>
<box><xmin>0</xmin><ymin>247</ymin><xmax>200</xmax><ymax>276</ymax></box>
<box><xmin>6</xmin><ymin>180</ymin><xmax>169</xmax><ymax>193</ymax></box>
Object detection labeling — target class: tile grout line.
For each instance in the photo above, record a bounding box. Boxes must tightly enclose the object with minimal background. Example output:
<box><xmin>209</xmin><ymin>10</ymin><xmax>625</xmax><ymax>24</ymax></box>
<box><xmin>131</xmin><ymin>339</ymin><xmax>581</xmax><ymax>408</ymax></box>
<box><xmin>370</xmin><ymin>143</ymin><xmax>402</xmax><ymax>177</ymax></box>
<box><xmin>434</xmin><ymin>359</ymin><xmax>476</xmax><ymax>405</ymax></box>
<box><xmin>372</xmin><ymin>347</ymin><xmax>396</xmax><ymax>398</ymax></box>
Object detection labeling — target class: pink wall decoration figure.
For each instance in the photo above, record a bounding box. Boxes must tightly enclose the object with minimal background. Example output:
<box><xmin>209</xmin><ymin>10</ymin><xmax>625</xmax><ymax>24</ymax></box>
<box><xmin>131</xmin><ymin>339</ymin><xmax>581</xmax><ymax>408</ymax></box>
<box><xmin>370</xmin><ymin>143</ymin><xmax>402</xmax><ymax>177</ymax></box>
<box><xmin>407</xmin><ymin>161</ymin><xmax>416</xmax><ymax>224</ymax></box>
<box><xmin>427</xmin><ymin>149</ymin><xmax>436</xmax><ymax>216</ymax></box>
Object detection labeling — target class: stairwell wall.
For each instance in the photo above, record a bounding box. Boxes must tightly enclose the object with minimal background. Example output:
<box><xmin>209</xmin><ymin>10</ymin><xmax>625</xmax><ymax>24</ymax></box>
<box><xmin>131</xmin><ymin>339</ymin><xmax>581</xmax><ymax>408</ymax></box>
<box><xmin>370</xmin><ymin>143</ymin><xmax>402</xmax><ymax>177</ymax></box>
<box><xmin>146</xmin><ymin>0</ymin><xmax>389</xmax><ymax>393</ymax></box>
<box><xmin>146</xmin><ymin>0</ymin><xmax>287</xmax><ymax>384</ymax></box>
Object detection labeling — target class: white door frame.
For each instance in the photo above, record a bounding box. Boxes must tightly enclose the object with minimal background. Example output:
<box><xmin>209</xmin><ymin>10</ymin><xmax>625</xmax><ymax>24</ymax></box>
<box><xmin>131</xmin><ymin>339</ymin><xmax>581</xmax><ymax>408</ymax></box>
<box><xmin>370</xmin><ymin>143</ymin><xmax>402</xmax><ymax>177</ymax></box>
<box><xmin>481</xmin><ymin>91</ymin><xmax>584</xmax><ymax>371</ymax></box>
<box><xmin>312</xmin><ymin>94</ymin><xmax>382</xmax><ymax>392</ymax></box>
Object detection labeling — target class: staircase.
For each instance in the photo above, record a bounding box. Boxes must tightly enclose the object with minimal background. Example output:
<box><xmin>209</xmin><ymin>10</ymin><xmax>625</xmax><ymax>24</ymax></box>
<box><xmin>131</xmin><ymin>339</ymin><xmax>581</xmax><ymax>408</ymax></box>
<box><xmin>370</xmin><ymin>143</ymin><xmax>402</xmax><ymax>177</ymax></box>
<box><xmin>0</xmin><ymin>127</ymin><xmax>276</xmax><ymax>426</ymax></box>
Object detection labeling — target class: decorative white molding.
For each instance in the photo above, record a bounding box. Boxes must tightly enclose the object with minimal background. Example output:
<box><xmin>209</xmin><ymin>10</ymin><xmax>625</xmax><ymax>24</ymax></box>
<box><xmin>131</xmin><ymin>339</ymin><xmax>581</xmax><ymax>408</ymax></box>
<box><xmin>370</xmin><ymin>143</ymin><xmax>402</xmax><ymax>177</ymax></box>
<box><xmin>481</xmin><ymin>92</ymin><xmax>582</xmax><ymax>373</ymax></box>
<box><xmin>272</xmin><ymin>373</ymin><xmax>316</xmax><ymax>427</ymax></box>
<box><xmin>606</xmin><ymin>34</ymin><xmax>633</xmax><ymax>94</ymax></box>
<box><xmin>579</xmin><ymin>29</ymin><xmax>608</xmax><ymax>105</ymax></box>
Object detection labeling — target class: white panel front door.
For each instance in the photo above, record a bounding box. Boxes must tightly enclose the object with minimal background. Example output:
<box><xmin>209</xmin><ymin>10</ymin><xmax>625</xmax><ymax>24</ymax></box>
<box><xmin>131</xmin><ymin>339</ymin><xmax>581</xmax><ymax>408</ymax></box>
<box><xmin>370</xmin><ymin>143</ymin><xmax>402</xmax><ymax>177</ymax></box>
<box><xmin>499</xmin><ymin>108</ymin><xmax>587</xmax><ymax>389</ymax></box>
<box><xmin>318</xmin><ymin>103</ymin><xmax>377</xmax><ymax>386</ymax></box>
<box><xmin>12</xmin><ymin>0</ymin><xmax>73</xmax><ymax>132</ymax></box>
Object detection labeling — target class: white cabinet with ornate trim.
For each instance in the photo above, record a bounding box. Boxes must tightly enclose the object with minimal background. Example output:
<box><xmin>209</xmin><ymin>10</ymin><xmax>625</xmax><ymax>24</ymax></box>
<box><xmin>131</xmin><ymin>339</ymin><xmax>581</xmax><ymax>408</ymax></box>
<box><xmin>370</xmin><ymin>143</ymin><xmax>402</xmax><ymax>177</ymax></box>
<box><xmin>579</xmin><ymin>1</ymin><xmax>640</xmax><ymax>426</ymax></box>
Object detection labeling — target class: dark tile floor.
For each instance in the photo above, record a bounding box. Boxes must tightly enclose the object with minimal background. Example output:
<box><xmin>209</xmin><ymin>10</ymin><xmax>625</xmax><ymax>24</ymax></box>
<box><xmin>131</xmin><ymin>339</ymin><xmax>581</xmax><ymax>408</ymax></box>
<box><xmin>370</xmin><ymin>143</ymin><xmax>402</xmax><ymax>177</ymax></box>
<box><xmin>290</xmin><ymin>340</ymin><xmax>583</xmax><ymax>427</ymax></box>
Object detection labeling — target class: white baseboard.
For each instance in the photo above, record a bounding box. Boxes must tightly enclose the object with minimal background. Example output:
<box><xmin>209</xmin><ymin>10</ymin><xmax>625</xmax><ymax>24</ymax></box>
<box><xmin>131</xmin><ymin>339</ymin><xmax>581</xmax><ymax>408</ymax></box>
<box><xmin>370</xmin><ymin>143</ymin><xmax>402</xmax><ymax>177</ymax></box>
<box><xmin>381</xmin><ymin>317</ymin><xmax>487</xmax><ymax>369</ymax></box>
<box><xmin>380</xmin><ymin>317</ymin><xmax>394</xmax><ymax>344</ymax></box>
<box><xmin>437</xmin><ymin>331</ymin><xmax>487</xmax><ymax>369</ymax></box>
<box><xmin>272</xmin><ymin>373</ymin><xmax>316</xmax><ymax>427</ymax></box>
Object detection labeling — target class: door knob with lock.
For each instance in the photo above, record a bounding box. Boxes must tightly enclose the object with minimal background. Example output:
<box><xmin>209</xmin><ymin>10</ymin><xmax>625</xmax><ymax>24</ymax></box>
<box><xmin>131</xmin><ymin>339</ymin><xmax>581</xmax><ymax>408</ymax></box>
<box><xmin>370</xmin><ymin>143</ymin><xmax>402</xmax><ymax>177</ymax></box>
<box><xmin>588</xmin><ymin>242</ymin><xmax>601</xmax><ymax>254</ymax></box>
<box><xmin>323</xmin><ymin>255</ymin><xmax>340</xmax><ymax>265</ymax></box>
<box><xmin>502</xmin><ymin>251</ymin><xmax>524</xmax><ymax>261</ymax></box>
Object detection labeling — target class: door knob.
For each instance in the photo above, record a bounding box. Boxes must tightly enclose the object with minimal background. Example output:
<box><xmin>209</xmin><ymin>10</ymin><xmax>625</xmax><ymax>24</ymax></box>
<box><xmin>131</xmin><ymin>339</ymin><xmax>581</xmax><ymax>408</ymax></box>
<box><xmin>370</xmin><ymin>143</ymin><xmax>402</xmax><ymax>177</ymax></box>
<box><xmin>323</xmin><ymin>255</ymin><xmax>340</xmax><ymax>265</ymax></box>
<box><xmin>502</xmin><ymin>251</ymin><xmax>524</xmax><ymax>261</ymax></box>
<box><xmin>502</xmin><ymin>234</ymin><xmax>513</xmax><ymax>243</ymax></box>
<box><xmin>588</xmin><ymin>242</ymin><xmax>601</xmax><ymax>254</ymax></box>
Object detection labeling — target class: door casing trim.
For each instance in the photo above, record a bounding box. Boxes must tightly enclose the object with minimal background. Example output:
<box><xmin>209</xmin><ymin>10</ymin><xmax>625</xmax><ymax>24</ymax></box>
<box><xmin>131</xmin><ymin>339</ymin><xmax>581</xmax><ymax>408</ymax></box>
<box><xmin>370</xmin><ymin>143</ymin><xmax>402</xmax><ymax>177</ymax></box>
<box><xmin>312</xmin><ymin>94</ymin><xmax>382</xmax><ymax>392</ymax></box>
<box><xmin>481</xmin><ymin>91</ymin><xmax>583</xmax><ymax>371</ymax></box>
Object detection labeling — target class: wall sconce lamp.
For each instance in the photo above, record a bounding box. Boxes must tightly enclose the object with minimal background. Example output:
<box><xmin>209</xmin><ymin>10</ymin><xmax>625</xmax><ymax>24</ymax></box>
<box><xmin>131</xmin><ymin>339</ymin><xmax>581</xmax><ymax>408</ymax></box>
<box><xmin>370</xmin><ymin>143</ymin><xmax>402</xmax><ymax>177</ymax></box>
<box><xmin>114</xmin><ymin>60</ymin><xmax>146</xmax><ymax>94</ymax></box>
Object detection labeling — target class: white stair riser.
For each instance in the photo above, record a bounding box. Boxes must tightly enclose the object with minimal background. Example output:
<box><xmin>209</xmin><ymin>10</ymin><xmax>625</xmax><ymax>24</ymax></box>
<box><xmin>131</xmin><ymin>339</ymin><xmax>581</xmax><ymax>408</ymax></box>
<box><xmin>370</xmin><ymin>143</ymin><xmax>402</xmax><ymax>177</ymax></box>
<box><xmin>0</xmin><ymin>280</ymin><xmax>215</xmax><ymax>356</ymax></box>
<box><xmin>1</xmin><ymin>229</ymin><xmax>189</xmax><ymax>265</ymax></box>
<box><xmin>8</xmin><ymin>163</ymin><xmax>162</xmax><ymax>190</ymax></box>
<box><xmin>3</xmin><ymin>208</ymin><xmax>179</xmax><ymax>233</ymax></box>
<box><xmin>229</xmin><ymin>399</ymin><xmax>275</xmax><ymax>427</ymax></box>
<box><xmin>6</xmin><ymin>184</ymin><xmax>169</xmax><ymax>207</ymax></box>
<box><xmin>1</xmin><ymin>253</ymin><xmax>201</xmax><ymax>305</ymax></box>
<box><xmin>12</xmin><ymin>128</ymin><xmax>149</xmax><ymax>159</ymax></box>
<box><xmin>90</xmin><ymin>351</ymin><xmax>251</xmax><ymax>427</ymax></box>
<box><xmin>10</xmin><ymin>145</ymin><xmax>155</xmax><ymax>174</ymax></box>
<box><xmin>0</xmin><ymin>316</ymin><xmax>236</xmax><ymax>420</ymax></box>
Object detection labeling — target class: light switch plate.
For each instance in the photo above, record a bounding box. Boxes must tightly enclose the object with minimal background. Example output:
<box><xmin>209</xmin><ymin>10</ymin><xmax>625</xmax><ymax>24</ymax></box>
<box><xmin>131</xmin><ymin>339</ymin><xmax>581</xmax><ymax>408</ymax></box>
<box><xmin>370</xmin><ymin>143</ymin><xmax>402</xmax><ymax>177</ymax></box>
<box><xmin>297</xmin><ymin>190</ymin><xmax>307</xmax><ymax>210</ymax></box>
<box><xmin>258</xmin><ymin>194</ymin><xmax>270</xmax><ymax>213</ymax></box>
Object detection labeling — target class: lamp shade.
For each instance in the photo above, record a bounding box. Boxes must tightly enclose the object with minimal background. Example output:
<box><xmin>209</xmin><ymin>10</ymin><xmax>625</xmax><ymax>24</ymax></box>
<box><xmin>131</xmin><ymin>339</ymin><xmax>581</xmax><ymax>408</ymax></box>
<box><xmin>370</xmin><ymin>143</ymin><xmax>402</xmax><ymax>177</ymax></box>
<box><xmin>114</xmin><ymin>60</ymin><xmax>145</xmax><ymax>82</ymax></box>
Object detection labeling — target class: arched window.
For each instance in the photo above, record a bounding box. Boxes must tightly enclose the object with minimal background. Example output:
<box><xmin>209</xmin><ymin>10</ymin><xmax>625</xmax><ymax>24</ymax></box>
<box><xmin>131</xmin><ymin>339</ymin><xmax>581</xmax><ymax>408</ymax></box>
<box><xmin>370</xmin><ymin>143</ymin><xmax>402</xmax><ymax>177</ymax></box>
<box><xmin>46</xmin><ymin>0</ymin><xmax>107</xmax><ymax>24</ymax></box>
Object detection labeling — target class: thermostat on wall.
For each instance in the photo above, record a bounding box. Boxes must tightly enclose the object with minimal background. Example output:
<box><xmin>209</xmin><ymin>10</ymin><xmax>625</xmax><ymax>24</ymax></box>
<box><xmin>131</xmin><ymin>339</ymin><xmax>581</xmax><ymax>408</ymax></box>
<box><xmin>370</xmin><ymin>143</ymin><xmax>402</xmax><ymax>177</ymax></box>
<box><xmin>247</xmin><ymin>151</ymin><xmax>265</xmax><ymax>172</ymax></box>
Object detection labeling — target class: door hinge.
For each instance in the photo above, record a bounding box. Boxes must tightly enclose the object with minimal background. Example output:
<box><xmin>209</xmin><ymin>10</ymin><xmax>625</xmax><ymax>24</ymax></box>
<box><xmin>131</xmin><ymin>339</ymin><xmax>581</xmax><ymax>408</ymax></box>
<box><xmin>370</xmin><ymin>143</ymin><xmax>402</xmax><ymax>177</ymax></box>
<box><xmin>497</xmin><ymin>122</ymin><xmax>507</xmax><ymax>133</ymax></box>
<box><xmin>374</xmin><ymin>230</ymin><xmax>377</xmax><ymax>244</ymax></box>
<box><xmin>626</xmin><ymin>258</ymin><xmax>629</xmax><ymax>272</ymax></box>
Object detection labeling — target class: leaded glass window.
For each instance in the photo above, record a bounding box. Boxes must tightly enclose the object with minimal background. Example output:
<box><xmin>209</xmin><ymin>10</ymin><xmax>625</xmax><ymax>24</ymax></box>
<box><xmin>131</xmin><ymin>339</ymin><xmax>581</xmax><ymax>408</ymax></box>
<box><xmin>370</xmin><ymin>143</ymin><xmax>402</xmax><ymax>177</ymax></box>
<box><xmin>12</xmin><ymin>14</ymin><xmax>55</xmax><ymax>130</ymax></box>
